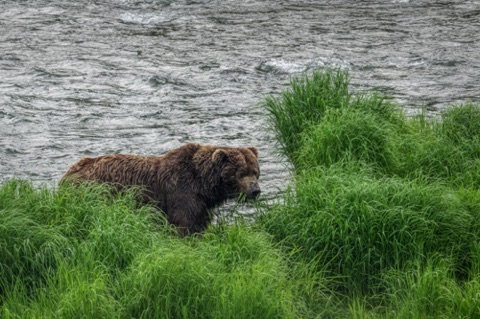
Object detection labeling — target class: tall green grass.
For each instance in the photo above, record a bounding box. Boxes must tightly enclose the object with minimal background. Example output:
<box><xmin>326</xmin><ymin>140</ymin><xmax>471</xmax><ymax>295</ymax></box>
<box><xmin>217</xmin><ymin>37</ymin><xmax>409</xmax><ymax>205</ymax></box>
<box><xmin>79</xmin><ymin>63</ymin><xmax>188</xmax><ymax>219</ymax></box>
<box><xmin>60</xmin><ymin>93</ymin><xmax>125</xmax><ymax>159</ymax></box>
<box><xmin>260</xmin><ymin>165</ymin><xmax>479</xmax><ymax>295</ymax></box>
<box><xmin>264</xmin><ymin>69</ymin><xmax>351</xmax><ymax>167</ymax></box>
<box><xmin>264</xmin><ymin>69</ymin><xmax>480</xmax><ymax>188</ymax></box>
<box><xmin>261</xmin><ymin>69</ymin><xmax>480</xmax><ymax>317</ymax></box>
<box><xmin>1</xmin><ymin>180</ymin><xmax>323</xmax><ymax>318</ymax></box>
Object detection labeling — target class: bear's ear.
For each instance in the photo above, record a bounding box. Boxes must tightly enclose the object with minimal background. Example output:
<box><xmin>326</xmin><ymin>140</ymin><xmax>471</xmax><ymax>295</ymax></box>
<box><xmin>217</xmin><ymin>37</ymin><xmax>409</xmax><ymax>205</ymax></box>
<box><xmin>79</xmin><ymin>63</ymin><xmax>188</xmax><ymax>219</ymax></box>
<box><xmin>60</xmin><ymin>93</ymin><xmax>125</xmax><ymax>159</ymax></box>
<box><xmin>247</xmin><ymin>146</ymin><xmax>259</xmax><ymax>158</ymax></box>
<box><xmin>212</xmin><ymin>149</ymin><xmax>229</xmax><ymax>163</ymax></box>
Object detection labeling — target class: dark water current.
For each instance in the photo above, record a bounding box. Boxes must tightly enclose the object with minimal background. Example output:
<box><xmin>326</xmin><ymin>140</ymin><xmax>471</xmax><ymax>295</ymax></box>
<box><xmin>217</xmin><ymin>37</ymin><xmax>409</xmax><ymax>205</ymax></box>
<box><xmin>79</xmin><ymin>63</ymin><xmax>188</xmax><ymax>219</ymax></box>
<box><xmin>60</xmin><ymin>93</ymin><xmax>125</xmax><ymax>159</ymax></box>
<box><xmin>1</xmin><ymin>1</ymin><xmax>479</xmax><ymax>208</ymax></box>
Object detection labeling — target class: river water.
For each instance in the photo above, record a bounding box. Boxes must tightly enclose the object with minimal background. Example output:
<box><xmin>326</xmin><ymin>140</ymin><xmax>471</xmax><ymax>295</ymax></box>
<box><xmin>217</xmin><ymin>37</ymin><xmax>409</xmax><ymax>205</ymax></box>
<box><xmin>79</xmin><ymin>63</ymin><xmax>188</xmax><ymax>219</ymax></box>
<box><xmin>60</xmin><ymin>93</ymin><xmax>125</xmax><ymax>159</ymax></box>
<box><xmin>1</xmin><ymin>0</ymin><xmax>479</xmax><ymax>204</ymax></box>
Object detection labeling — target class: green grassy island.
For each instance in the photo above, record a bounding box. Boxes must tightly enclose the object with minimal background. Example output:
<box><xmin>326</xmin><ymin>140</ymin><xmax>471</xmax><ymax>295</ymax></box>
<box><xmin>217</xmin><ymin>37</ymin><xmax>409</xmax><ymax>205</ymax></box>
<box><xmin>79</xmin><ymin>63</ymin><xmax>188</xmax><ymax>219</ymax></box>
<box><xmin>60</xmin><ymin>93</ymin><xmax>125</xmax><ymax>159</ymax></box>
<box><xmin>2</xmin><ymin>69</ymin><xmax>480</xmax><ymax>318</ymax></box>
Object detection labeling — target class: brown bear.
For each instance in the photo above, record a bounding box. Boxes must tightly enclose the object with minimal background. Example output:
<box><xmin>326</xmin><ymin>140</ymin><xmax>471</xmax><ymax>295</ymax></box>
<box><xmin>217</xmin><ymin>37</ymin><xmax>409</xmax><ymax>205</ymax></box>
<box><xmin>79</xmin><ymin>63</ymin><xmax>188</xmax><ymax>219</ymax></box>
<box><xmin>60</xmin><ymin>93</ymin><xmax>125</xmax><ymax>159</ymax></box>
<box><xmin>61</xmin><ymin>143</ymin><xmax>261</xmax><ymax>235</ymax></box>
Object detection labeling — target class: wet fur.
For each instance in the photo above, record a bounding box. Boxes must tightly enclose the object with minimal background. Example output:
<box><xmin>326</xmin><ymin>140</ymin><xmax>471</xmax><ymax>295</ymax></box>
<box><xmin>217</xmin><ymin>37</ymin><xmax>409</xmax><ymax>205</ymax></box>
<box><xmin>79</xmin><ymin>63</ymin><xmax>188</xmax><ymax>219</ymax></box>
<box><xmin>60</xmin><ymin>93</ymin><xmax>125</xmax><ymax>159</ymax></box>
<box><xmin>61</xmin><ymin>143</ymin><xmax>260</xmax><ymax>235</ymax></box>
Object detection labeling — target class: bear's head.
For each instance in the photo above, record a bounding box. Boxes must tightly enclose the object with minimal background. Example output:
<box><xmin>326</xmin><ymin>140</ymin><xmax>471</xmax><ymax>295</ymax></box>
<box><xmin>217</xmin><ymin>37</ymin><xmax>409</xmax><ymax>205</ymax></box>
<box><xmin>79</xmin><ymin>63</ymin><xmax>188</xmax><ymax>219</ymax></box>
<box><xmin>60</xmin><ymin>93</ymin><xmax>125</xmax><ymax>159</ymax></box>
<box><xmin>212</xmin><ymin>146</ymin><xmax>261</xmax><ymax>200</ymax></box>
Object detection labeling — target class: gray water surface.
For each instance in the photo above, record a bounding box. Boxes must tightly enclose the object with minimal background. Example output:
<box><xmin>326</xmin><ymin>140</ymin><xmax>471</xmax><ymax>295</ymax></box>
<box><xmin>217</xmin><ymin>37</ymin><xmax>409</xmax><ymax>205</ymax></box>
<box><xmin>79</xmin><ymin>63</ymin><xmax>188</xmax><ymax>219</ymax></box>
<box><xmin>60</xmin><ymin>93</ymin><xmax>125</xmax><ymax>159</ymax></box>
<box><xmin>1</xmin><ymin>0</ymin><xmax>479</xmax><ymax>202</ymax></box>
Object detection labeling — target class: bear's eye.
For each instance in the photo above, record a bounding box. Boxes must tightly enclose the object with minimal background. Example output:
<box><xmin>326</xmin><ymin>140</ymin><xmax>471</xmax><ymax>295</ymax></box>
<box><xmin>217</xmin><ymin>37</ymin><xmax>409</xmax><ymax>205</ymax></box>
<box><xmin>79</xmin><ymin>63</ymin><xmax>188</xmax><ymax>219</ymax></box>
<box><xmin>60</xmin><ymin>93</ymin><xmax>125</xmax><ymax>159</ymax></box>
<box><xmin>237</xmin><ymin>170</ymin><xmax>247</xmax><ymax>178</ymax></box>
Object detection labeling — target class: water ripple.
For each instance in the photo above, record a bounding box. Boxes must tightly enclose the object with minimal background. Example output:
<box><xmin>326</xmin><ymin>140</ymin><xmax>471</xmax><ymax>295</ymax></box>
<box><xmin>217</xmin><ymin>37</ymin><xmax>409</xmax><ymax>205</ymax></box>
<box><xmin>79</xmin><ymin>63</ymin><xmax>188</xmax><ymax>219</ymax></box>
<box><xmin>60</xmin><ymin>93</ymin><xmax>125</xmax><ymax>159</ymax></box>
<box><xmin>1</xmin><ymin>0</ymin><xmax>479</xmax><ymax>202</ymax></box>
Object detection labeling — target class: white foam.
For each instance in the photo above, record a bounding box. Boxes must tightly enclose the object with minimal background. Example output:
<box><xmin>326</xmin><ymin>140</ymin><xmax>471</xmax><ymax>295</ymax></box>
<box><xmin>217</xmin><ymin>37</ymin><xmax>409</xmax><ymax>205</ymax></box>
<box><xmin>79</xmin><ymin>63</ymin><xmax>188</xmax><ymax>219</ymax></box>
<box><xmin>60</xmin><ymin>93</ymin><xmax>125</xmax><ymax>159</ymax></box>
<box><xmin>257</xmin><ymin>59</ymin><xmax>305</xmax><ymax>74</ymax></box>
<box><xmin>258</xmin><ymin>56</ymin><xmax>350</xmax><ymax>74</ymax></box>
<box><xmin>119</xmin><ymin>12</ymin><xmax>173</xmax><ymax>25</ymax></box>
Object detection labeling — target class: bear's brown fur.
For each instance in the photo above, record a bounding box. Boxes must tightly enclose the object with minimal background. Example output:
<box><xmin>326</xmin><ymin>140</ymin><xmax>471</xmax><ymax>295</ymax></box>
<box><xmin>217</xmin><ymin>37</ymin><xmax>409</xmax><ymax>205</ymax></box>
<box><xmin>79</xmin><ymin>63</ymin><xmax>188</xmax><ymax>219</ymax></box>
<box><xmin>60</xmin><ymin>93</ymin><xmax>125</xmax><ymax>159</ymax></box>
<box><xmin>61</xmin><ymin>143</ymin><xmax>261</xmax><ymax>235</ymax></box>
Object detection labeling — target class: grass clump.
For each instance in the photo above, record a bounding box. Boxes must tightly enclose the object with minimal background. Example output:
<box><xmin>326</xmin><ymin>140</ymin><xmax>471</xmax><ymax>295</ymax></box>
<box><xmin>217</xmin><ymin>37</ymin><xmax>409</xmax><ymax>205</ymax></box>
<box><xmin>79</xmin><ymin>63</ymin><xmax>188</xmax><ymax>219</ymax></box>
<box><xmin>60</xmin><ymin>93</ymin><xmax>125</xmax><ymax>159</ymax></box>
<box><xmin>407</xmin><ymin>103</ymin><xmax>480</xmax><ymax>188</ymax></box>
<box><xmin>1</xmin><ymin>180</ymin><xmax>314</xmax><ymax>318</ymax></box>
<box><xmin>382</xmin><ymin>260</ymin><xmax>480</xmax><ymax>318</ymax></box>
<box><xmin>264</xmin><ymin>69</ymin><xmax>480</xmax><ymax>189</ymax></box>
<box><xmin>296</xmin><ymin>107</ymin><xmax>399</xmax><ymax>173</ymax></box>
<box><xmin>264</xmin><ymin>69</ymin><xmax>351</xmax><ymax>167</ymax></box>
<box><xmin>119</xmin><ymin>226</ymin><xmax>296</xmax><ymax>319</ymax></box>
<box><xmin>261</xmin><ymin>68</ymin><xmax>480</xmax><ymax>317</ymax></box>
<box><xmin>260</xmin><ymin>165</ymin><xmax>477</xmax><ymax>296</ymax></box>
<box><xmin>0</xmin><ymin>180</ymin><xmax>161</xmax><ymax>318</ymax></box>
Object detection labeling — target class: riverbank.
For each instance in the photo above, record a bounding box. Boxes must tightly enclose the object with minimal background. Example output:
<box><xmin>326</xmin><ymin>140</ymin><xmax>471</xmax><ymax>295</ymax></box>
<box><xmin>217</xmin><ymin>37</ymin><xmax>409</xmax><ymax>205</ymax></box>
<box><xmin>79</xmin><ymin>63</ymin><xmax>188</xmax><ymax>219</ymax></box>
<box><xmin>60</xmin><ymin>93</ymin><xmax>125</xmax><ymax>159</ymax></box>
<box><xmin>2</xmin><ymin>69</ymin><xmax>480</xmax><ymax>318</ymax></box>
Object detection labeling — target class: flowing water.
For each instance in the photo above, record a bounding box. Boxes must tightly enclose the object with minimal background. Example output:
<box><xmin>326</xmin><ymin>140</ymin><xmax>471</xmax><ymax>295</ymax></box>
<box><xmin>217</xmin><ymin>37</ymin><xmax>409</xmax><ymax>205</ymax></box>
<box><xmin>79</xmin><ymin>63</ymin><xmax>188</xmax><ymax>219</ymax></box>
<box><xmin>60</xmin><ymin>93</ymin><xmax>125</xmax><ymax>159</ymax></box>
<box><xmin>1</xmin><ymin>1</ymin><xmax>479</xmax><ymax>207</ymax></box>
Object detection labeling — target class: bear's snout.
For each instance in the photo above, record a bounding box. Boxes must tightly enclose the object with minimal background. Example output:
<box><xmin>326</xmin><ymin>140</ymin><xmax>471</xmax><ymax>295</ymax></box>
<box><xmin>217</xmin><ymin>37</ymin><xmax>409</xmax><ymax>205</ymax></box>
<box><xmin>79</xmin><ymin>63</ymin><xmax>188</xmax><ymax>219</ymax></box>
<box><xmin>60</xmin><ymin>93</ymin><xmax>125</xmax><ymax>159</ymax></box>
<box><xmin>250</xmin><ymin>187</ymin><xmax>261</xmax><ymax>199</ymax></box>
<box><xmin>241</xmin><ymin>177</ymin><xmax>261</xmax><ymax>200</ymax></box>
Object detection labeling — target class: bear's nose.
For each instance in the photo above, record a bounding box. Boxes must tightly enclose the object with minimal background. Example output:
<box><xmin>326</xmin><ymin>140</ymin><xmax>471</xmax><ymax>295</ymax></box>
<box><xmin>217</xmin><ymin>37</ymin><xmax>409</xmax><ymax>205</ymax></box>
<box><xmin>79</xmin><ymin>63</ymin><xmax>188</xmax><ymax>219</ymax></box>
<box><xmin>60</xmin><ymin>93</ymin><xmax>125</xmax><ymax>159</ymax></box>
<box><xmin>251</xmin><ymin>189</ymin><xmax>261</xmax><ymax>198</ymax></box>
